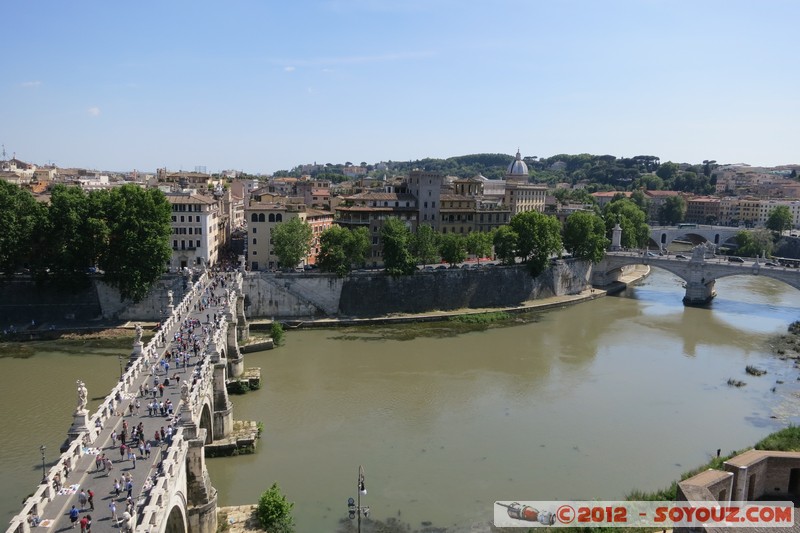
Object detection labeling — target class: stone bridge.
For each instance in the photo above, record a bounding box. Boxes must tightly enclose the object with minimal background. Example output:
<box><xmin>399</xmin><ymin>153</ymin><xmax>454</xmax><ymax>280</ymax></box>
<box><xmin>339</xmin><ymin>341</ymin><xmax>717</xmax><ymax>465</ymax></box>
<box><xmin>7</xmin><ymin>269</ymin><xmax>250</xmax><ymax>533</ymax></box>
<box><xmin>594</xmin><ymin>248</ymin><xmax>800</xmax><ymax>305</ymax></box>
<box><xmin>648</xmin><ymin>225</ymin><xmax>742</xmax><ymax>250</ymax></box>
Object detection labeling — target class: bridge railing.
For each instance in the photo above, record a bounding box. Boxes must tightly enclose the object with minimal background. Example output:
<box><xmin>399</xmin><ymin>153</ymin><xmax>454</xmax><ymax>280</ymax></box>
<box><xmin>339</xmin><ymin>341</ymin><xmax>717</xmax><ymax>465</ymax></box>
<box><xmin>136</xmin><ymin>427</ymin><xmax>189</xmax><ymax>532</ymax></box>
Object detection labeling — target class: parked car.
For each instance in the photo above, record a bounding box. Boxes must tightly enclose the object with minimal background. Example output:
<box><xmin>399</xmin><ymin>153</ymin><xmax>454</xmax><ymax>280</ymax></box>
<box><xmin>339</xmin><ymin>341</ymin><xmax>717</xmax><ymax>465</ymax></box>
<box><xmin>646</xmin><ymin>251</ymin><xmax>658</xmax><ymax>257</ymax></box>
<box><xmin>728</xmin><ymin>256</ymin><xmax>745</xmax><ymax>263</ymax></box>
<box><xmin>675</xmin><ymin>254</ymin><xmax>688</xmax><ymax>260</ymax></box>
<box><xmin>436</xmin><ymin>265</ymin><xmax>448</xmax><ymax>270</ymax></box>
<box><xmin>765</xmin><ymin>261</ymin><xmax>778</xmax><ymax>267</ymax></box>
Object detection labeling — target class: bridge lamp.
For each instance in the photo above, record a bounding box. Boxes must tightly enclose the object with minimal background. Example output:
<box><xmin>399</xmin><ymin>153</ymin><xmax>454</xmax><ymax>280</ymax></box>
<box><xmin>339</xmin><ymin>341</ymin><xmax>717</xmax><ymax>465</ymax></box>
<box><xmin>347</xmin><ymin>465</ymin><xmax>369</xmax><ymax>533</ymax></box>
<box><xmin>40</xmin><ymin>445</ymin><xmax>46</xmax><ymax>484</ymax></box>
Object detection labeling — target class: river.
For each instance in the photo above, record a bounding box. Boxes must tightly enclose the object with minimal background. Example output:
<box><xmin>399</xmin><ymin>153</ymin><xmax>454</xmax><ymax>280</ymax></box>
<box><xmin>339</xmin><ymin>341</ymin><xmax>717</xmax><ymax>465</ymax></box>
<box><xmin>2</xmin><ymin>269</ymin><xmax>800</xmax><ymax>531</ymax></box>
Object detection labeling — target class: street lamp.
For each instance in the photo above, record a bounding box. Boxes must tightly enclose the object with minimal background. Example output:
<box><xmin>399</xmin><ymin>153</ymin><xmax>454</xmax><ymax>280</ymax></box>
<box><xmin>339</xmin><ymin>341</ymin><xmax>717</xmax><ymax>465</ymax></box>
<box><xmin>347</xmin><ymin>465</ymin><xmax>369</xmax><ymax>533</ymax></box>
<box><xmin>118</xmin><ymin>353</ymin><xmax>124</xmax><ymax>380</ymax></box>
<box><xmin>39</xmin><ymin>445</ymin><xmax>46</xmax><ymax>484</ymax></box>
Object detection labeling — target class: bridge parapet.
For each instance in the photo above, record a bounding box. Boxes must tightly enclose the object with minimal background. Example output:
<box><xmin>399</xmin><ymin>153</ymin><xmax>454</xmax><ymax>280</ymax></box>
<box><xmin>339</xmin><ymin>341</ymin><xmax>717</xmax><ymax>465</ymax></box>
<box><xmin>137</xmin><ymin>428</ymin><xmax>189</xmax><ymax>533</ymax></box>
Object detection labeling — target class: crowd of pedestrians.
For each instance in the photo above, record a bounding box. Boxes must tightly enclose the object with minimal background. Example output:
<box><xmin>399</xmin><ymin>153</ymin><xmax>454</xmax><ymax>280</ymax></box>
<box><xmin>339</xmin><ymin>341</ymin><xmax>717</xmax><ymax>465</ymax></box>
<box><xmin>38</xmin><ymin>270</ymin><xmax>238</xmax><ymax>531</ymax></box>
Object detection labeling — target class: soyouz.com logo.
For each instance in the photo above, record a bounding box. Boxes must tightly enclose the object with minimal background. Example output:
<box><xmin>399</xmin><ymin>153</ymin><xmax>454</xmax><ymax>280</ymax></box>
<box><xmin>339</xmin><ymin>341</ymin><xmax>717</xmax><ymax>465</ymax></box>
<box><xmin>493</xmin><ymin>501</ymin><xmax>794</xmax><ymax>527</ymax></box>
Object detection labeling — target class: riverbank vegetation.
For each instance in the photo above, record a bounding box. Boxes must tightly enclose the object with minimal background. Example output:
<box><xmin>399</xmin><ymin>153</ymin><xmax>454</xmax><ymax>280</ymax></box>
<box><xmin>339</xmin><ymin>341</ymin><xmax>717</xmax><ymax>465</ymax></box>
<box><xmin>328</xmin><ymin>312</ymin><xmax>541</xmax><ymax>342</ymax></box>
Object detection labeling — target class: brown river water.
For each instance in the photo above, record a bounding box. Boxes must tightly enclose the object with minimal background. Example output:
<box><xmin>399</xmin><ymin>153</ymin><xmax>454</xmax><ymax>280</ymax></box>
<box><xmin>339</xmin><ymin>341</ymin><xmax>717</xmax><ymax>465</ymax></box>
<box><xmin>2</xmin><ymin>269</ymin><xmax>800</xmax><ymax>531</ymax></box>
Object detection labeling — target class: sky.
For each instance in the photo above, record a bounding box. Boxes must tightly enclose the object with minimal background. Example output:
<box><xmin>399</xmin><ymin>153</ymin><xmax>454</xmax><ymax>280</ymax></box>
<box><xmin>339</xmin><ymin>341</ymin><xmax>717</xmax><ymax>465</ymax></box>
<box><xmin>2</xmin><ymin>0</ymin><xmax>799</xmax><ymax>174</ymax></box>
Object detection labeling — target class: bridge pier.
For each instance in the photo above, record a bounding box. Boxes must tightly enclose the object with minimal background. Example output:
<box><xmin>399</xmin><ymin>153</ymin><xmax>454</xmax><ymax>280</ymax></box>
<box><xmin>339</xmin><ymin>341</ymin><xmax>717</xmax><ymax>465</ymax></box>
<box><xmin>683</xmin><ymin>279</ymin><xmax>716</xmax><ymax>306</ymax></box>
<box><xmin>186</xmin><ymin>430</ymin><xmax>218</xmax><ymax>533</ymax></box>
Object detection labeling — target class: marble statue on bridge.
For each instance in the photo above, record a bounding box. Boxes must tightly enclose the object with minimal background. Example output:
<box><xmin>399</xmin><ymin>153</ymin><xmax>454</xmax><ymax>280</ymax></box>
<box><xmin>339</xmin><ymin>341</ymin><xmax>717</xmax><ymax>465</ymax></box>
<box><xmin>76</xmin><ymin>380</ymin><xmax>88</xmax><ymax>413</ymax></box>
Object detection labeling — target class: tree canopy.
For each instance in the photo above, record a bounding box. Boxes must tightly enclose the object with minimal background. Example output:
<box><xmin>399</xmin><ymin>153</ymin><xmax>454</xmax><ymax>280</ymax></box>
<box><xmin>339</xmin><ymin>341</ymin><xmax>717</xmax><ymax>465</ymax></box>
<box><xmin>766</xmin><ymin>205</ymin><xmax>793</xmax><ymax>234</ymax></box>
<box><xmin>380</xmin><ymin>218</ymin><xmax>416</xmax><ymax>275</ymax></box>
<box><xmin>256</xmin><ymin>482</ymin><xmax>295</xmax><ymax>533</ymax></box>
<box><xmin>410</xmin><ymin>224</ymin><xmax>440</xmax><ymax>265</ymax></box>
<box><xmin>563</xmin><ymin>211</ymin><xmax>609</xmax><ymax>263</ymax></box>
<box><xmin>272</xmin><ymin>217</ymin><xmax>313</xmax><ymax>269</ymax></box>
<box><xmin>603</xmin><ymin>199</ymin><xmax>650</xmax><ymax>249</ymax></box>
<box><xmin>439</xmin><ymin>233</ymin><xmax>467</xmax><ymax>266</ymax></box>
<box><xmin>0</xmin><ymin>181</ymin><xmax>45</xmax><ymax>276</ymax></box>
<box><xmin>317</xmin><ymin>225</ymin><xmax>370</xmax><ymax>276</ymax></box>
<box><xmin>0</xmin><ymin>183</ymin><xmax>172</xmax><ymax>301</ymax></box>
<box><xmin>98</xmin><ymin>185</ymin><xmax>173</xmax><ymax>301</ymax></box>
<box><xmin>659</xmin><ymin>196</ymin><xmax>687</xmax><ymax>226</ymax></box>
<box><xmin>508</xmin><ymin>211</ymin><xmax>563</xmax><ymax>275</ymax></box>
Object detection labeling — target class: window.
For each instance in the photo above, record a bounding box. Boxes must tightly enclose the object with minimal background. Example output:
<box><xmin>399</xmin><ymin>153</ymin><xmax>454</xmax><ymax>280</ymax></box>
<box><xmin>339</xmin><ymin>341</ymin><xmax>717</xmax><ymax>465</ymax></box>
<box><xmin>251</xmin><ymin>213</ymin><xmax>258</xmax><ymax>222</ymax></box>
<box><xmin>171</xmin><ymin>216</ymin><xmax>176</xmax><ymax>222</ymax></box>
<box><xmin>276</xmin><ymin>214</ymin><xmax>282</xmax><ymax>222</ymax></box>
<box><xmin>196</xmin><ymin>216</ymin><xmax>200</xmax><ymax>222</ymax></box>
<box><xmin>259</xmin><ymin>213</ymin><xmax>265</xmax><ymax>222</ymax></box>
<box><xmin>197</xmin><ymin>227</ymin><xmax>202</xmax><ymax>235</ymax></box>
<box><xmin>173</xmin><ymin>240</ymin><xmax>178</xmax><ymax>249</ymax></box>
<box><xmin>424</xmin><ymin>201</ymin><xmax>428</xmax><ymax>208</ymax></box>
<box><xmin>372</xmin><ymin>236</ymin><xmax>378</xmax><ymax>244</ymax></box>
<box><xmin>269</xmin><ymin>213</ymin><xmax>275</xmax><ymax>222</ymax></box>
<box><xmin>432</xmin><ymin>201</ymin><xmax>436</xmax><ymax>208</ymax></box>
<box><xmin>253</xmin><ymin>238</ymin><xmax>257</xmax><ymax>245</ymax></box>
<box><xmin>252</xmin><ymin>251</ymin><xmax>257</xmax><ymax>255</ymax></box>
<box><xmin>189</xmin><ymin>228</ymin><xmax>193</xmax><ymax>235</ymax></box>
<box><xmin>252</xmin><ymin>228</ymin><xmax>257</xmax><ymax>234</ymax></box>
<box><xmin>181</xmin><ymin>240</ymin><xmax>186</xmax><ymax>250</ymax></box>
<box><xmin>252</xmin><ymin>262</ymin><xmax>258</xmax><ymax>270</ymax></box>
<box><xmin>180</xmin><ymin>216</ymin><xmax>185</xmax><ymax>222</ymax></box>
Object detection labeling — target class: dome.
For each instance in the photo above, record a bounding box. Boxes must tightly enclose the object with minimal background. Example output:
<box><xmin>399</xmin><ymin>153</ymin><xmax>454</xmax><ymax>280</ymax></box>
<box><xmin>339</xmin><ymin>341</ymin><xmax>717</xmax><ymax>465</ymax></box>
<box><xmin>506</xmin><ymin>149</ymin><xmax>528</xmax><ymax>177</ymax></box>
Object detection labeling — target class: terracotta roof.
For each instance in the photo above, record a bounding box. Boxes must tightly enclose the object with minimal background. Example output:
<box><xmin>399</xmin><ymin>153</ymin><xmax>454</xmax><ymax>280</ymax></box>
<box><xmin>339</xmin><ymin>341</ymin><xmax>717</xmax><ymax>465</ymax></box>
<box><xmin>165</xmin><ymin>193</ymin><xmax>216</xmax><ymax>205</ymax></box>
<box><xmin>343</xmin><ymin>192</ymin><xmax>415</xmax><ymax>201</ymax></box>
<box><xmin>644</xmin><ymin>190</ymin><xmax>681</xmax><ymax>197</ymax></box>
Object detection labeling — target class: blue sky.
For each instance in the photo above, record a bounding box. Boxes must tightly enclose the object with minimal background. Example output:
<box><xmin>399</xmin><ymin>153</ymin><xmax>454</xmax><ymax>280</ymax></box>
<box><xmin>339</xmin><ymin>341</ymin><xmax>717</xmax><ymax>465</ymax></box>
<box><xmin>2</xmin><ymin>0</ymin><xmax>798</xmax><ymax>174</ymax></box>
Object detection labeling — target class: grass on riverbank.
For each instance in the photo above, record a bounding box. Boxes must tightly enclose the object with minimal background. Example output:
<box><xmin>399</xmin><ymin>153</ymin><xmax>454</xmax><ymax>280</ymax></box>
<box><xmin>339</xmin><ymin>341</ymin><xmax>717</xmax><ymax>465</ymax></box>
<box><xmin>328</xmin><ymin>311</ymin><xmax>539</xmax><ymax>342</ymax></box>
<box><xmin>448</xmin><ymin>311</ymin><xmax>511</xmax><ymax>324</ymax></box>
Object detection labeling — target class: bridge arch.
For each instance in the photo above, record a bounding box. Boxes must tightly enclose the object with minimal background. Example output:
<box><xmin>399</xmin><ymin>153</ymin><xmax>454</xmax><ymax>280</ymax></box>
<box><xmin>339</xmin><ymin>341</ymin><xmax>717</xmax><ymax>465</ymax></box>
<box><xmin>164</xmin><ymin>504</ymin><xmax>187</xmax><ymax>533</ymax></box>
<box><xmin>199</xmin><ymin>402</ymin><xmax>213</xmax><ymax>444</ymax></box>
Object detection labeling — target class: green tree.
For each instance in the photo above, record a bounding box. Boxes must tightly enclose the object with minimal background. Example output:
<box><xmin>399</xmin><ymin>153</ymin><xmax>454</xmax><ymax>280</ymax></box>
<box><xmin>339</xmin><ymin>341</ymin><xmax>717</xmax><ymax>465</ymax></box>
<box><xmin>41</xmin><ymin>185</ymin><xmax>111</xmax><ymax>288</ymax></box>
<box><xmin>256</xmin><ymin>482</ymin><xmax>295</xmax><ymax>533</ymax></box>
<box><xmin>270</xmin><ymin>322</ymin><xmax>285</xmax><ymax>346</ymax></box>
<box><xmin>563</xmin><ymin>211</ymin><xmax>609</xmax><ymax>263</ymax></box>
<box><xmin>0</xmin><ymin>182</ymin><xmax>45</xmax><ymax>276</ymax></box>
<box><xmin>508</xmin><ymin>211</ymin><xmax>563</xmax><ymax>276</ymax></box>
<box><xmin>380</xmin><ymin>218</ymin><xmax>416</xmax><ymax>275</ymax></box>
<box><xmin>493</xmin><ymin>225</ymin><xmax>518</xmax><ymax>265</ymax></box>
<box><xmin>630</xmin><ymin>190</ymin><xmax>649</xmax><ymax>213</ymax></box>
<box><xmin>604</xmin><ymin>199</ymin><xmax>650</xmax><ymax>249</ymax></box>
<box><xmin>766</xmin><ymin>205</ymin><xmax>793</xmax><ymax>234</ymax></box>
<box><xmin>272</xmin><ymin>217</ymin><xmax>313</xmax><ymax>269</ymax></box>
<box><xmin>318</xmin><ymin>226</ymin><xmax>370</xmax><ymax>276</ymax></box>
<box><xmin>439</xmin><ymin>233</ymin><xmax>467</xmax><ymax>266</ymax></box>
<box><xmin>656</xmin><ymin>161</ymin><xmax>680</xmax><ymax>182</ymax></box>
<box><xmin>97</xmin><ymin>185</ymin><xmax>172</xmax><ymax>302</ymax></box>
<box><xmin>344</xmin><ymin>227</ymin><xmax>370</xmax><ymax>268</ymax></box>
<box><xmin>410</xmin><ymin>224</ymin><xmax>440</xmax><ymax>265</ymax></box>
<box><xmin>465</xmin><ymin>231</ymin><xmax>493</xmax><ymax>262</ymax></box>
<box><xmin>736</xmin><ymin>229</ymin><xmax>773</xmax><ymax>258</ymax></box>
<box><xmin>659</xmin><ymin>196</ymin><xmax>687</xmax><ymax>225</ymax></box>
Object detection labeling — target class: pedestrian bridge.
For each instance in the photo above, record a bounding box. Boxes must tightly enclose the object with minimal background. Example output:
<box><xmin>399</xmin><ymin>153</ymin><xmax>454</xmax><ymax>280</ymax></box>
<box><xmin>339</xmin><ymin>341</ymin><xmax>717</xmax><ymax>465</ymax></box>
<box><xmin>594</xmin><ymin>248</ymin><xmax>800</xmax><ymax>304</ymax></box>
<box><xmin>649</xmin><ymin>225</ymin><xmax>742</xmax><ymax>250</ymax></box>
<box><xmin>7</xmin><ymin>269</ymin><xmax>250</xmax><ymax>533</ymax></box>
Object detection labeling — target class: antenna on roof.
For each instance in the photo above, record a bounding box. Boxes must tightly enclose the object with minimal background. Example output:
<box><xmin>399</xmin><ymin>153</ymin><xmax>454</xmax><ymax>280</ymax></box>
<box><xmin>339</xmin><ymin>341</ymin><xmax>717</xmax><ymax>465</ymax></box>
<box><xmin>1</xmin><ymin>145</ymin><xmax>6</xmax><ymax>160</ymax></box>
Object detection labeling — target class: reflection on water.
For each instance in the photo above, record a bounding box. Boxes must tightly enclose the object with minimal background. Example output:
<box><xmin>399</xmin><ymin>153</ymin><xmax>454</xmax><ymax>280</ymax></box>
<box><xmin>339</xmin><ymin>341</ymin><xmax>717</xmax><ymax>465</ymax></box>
<box><xmin>2</xmin><ymin>270</ymin><xmax>800</xmax><ymax>532</ymax></box>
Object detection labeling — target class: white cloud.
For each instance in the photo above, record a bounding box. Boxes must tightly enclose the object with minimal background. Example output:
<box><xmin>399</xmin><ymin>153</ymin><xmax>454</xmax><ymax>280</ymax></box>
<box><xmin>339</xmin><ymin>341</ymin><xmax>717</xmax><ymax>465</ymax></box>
<box><xmin>87</xmin><ymin>107</ymin><xmax>101</xmax><ymax>117</ymax></box>
<box><xmin>20</xmin><ymin>81</ymin><xmax>42</xmax><ymax>88</ymax></box>
<box><xmin>284</xmin><ymin>66</ymin><xmax>296</xmax><ymax>72</ymax></box>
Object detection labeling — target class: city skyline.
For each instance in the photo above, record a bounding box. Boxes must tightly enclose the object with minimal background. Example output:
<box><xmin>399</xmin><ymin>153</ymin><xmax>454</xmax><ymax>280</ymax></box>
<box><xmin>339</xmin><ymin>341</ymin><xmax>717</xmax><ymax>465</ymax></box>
<box><xmin>2</xmin><ymin>0</ymin><xmax>799</xmax><ymax>174</ymax></box>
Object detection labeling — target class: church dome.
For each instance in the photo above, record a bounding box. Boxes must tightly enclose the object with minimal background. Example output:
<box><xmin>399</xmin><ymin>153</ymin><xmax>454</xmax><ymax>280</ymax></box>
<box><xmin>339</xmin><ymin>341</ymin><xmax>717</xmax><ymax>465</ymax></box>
<box><xmin>506</xmin><ymin>149</ymin><xmax>528</xmax><ymax>177</ymax></box>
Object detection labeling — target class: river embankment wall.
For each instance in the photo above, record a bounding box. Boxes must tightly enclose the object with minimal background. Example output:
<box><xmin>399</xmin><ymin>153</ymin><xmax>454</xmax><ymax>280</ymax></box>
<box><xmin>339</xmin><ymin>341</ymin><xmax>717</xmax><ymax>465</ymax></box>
<box><xmin>242</xmin><ymin>259</ymin><xmax>593</xmax><ymax>319</ymax></box>
<box><xmin>0</xmin><ymin>260</ymin><xmax>596</xmax><ymax>326</ymax></box>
